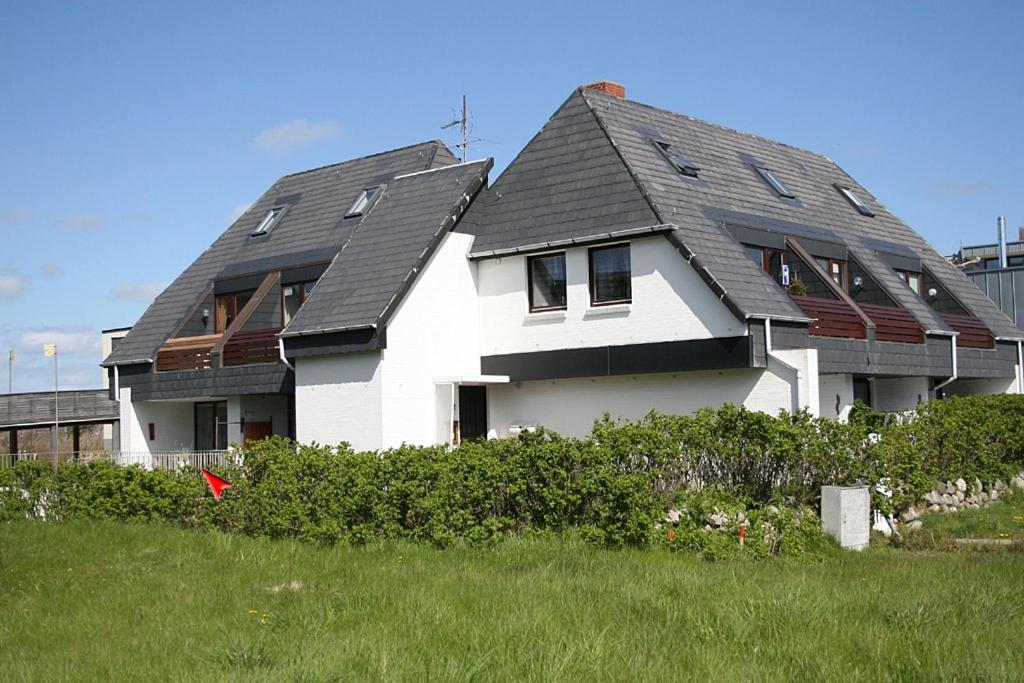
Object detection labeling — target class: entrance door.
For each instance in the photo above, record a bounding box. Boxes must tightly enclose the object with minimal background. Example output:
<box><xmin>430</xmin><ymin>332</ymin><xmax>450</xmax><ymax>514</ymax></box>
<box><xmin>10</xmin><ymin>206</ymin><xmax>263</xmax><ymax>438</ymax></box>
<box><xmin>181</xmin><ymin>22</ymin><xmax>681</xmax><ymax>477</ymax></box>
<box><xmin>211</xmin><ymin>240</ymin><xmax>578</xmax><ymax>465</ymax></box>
<box><xmin>458</xmin><ymin>386</ymin><xmax>488</xmax><ymax>442</ymax></box>
<box><xmin>243</xmin><ymin>421</ymin><xmax>273</xmax><ymax>445</ymax></box>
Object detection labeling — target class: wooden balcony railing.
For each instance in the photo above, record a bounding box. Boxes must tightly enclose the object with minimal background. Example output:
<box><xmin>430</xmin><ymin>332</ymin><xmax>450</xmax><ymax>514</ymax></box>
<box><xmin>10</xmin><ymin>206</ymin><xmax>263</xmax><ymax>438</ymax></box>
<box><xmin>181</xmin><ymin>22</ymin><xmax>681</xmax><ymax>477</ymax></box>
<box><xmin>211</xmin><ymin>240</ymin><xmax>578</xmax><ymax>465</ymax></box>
<box><xmin>942</xmin><ymin>314</ymin><xmax>995</xmax><ymax>349</ymax></box>
<box><xmin>222</xmin><ymin>328</ymin><xmax>282</xmax><ymax>367</ymax></box>
<box><xmin>857</xmin><ymin>303</ymin><xmax>925</xmax><ymax>344</ymax></box>
<box><xmin>155</xmin><ymin>334</ymin><xmax>221</xmax><ymax>372</ymax></box>
<box><xmin>791</xmin><ymin>296</ymin><xmax>866</xmax><ymax>339</ymax></box>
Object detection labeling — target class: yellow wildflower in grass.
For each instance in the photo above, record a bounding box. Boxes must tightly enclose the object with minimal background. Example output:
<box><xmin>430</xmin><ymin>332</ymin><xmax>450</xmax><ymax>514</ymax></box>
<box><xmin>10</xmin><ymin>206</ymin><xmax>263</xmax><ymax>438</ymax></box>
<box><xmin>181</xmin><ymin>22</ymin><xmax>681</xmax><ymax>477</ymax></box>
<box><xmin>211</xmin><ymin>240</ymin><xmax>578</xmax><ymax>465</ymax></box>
<box><xmin>248</xmin><ymin>609</ymin><xmax>259</xmax><ymax>616</ymax></box>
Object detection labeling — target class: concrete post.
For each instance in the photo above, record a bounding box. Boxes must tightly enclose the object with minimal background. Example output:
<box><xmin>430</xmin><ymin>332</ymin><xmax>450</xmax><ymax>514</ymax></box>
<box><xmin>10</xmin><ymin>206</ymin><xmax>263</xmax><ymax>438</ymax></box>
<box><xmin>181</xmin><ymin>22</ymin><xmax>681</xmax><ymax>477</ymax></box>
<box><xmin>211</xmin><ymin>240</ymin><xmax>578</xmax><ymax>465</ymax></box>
<box><xmin>821</xmin><ymin>485</ymin><xmax>870</xmax><ymax>550</ymax></box>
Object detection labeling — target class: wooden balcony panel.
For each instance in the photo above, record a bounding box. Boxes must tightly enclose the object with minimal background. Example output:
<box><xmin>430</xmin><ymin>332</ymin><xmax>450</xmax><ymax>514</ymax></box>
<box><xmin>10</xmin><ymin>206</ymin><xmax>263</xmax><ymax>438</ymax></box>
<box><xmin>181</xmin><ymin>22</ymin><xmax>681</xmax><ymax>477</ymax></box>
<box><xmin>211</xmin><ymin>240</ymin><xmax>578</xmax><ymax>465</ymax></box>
<box><xmin>791</xmin><ymin>296</ymin><xmax>866</xmax><ymax>339</ymax></box>
<box><xmin>222</xmin><ymin>328</ymin><xmax>282</xmax><ymax>367</ymax></box>
<box><xmin>155</xmin><ymin>334</ymin><xmax>221</xmax><ymax>372</ymax></box>
<box><xmin>857</xmin><ymin>303</ymin><xmax>925</xmax><ymax>344</ymax></box>
<box><xmin>942</xmin><ymin>313</ymin><xmax>995</xmax><ymax>349</ymax></box>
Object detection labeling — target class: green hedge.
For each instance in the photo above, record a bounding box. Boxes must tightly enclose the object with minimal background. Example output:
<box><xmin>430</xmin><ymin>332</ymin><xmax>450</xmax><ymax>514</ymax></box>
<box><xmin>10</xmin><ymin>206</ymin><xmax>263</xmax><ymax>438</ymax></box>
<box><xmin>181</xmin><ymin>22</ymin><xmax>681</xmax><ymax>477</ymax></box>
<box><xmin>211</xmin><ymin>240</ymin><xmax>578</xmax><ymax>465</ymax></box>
<box><xmin>3</xmin><ymin>395</ymin><xmax>1024</xmax><ymax>548</ymax></box>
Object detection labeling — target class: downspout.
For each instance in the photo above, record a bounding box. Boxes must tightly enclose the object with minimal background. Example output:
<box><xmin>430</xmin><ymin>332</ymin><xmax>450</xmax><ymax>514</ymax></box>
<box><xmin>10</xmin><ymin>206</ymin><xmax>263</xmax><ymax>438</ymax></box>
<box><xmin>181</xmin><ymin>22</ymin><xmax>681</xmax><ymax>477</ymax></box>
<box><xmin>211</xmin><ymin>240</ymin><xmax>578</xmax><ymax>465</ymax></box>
<box><xmin>113</xmin><ymin>365</ymin><xmax>120</xmax><ymax>399</ymax></box>
<box><xmin>1018</xmin><ymin>340</ymin><xmax>1023</xmax><ymax>394</ymax></box>
<box><xmin>933</xmin><ymin>334</ymin><xmax>958</xmax><ymax>393</ymax></box>
<box><xmin>752</xmin><ymin>316</ymin><xmax>803</xmax><ymax>413</ymax></box>
<box><xmin>278</xmin><ymin>338</ymin><xmax>295</xmax><ymax>372</ymax></box>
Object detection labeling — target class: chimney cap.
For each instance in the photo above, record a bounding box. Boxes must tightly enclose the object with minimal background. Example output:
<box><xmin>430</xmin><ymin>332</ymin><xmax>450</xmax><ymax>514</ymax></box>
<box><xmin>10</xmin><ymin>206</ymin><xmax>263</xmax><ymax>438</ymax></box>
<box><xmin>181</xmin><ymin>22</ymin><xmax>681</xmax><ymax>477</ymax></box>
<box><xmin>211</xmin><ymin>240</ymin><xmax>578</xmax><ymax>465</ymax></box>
<box><xmin>582</xmin><ymin>80</ymin><xmax>625</xmax><ymax>98</ymax></box>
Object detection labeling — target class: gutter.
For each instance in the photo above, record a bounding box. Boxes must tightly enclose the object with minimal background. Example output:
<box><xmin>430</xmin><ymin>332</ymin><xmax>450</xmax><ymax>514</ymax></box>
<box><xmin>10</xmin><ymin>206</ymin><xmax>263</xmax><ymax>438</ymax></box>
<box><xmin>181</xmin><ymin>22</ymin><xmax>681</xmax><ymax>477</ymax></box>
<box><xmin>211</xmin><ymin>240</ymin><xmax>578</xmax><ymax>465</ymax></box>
<box><xmin>467</xmin><ymin>224</ymin><xmax>677</xmax><ymax>260</ymax></box>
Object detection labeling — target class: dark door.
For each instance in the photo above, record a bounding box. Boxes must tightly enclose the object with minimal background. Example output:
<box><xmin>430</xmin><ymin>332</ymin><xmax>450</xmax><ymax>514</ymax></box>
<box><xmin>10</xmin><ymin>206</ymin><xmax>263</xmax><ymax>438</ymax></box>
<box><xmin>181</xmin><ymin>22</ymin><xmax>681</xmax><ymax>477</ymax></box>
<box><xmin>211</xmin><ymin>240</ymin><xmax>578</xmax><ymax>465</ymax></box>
<box><xmin>243</xmin><ymin>421</ymin><xmax>273</xmax><ymax>446</ymax></box>
<box><xmin>458</xmin><ymin>385</ymin><xmax>488</xmax><ymax>442</ymax></box>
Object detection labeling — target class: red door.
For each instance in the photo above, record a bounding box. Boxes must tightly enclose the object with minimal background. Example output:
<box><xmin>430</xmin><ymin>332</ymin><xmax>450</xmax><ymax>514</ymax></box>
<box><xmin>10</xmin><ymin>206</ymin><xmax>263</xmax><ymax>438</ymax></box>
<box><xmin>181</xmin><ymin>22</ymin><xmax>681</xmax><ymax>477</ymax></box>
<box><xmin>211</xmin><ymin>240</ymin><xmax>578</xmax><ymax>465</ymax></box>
<box><xmin>243</xmin><ymin>421</ymin><xmax>273</xmax><ymax>445</ymax></box>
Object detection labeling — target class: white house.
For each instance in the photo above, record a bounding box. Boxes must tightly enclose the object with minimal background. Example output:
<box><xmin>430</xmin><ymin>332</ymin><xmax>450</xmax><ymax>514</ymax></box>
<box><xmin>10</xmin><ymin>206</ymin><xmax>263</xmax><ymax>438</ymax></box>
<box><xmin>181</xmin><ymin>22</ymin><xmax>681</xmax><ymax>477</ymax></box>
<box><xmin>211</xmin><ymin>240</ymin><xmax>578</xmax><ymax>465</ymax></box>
<box><xmin>103</xmin><ymin>82</ymin><xmax>1024</xmax><ymax>454</ymax></box>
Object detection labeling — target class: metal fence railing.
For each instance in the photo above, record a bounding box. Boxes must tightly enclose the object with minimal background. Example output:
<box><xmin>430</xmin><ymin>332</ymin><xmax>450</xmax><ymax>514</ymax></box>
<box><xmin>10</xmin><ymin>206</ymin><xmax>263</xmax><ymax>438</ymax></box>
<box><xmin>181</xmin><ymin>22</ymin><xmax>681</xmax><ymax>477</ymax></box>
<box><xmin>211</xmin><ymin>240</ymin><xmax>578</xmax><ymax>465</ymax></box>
<box><xmin>2</xmin><ymin>450</ymin><xmax>236</xmax><ymax>471</ymax></box>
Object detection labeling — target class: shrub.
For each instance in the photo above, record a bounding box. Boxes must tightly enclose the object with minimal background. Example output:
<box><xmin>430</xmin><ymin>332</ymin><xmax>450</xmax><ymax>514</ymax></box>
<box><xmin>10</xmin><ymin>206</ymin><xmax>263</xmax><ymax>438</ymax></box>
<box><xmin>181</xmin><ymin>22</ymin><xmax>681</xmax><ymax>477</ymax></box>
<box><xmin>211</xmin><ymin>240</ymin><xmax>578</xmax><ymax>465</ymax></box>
<box><xmin>2</xmin><ymin>395</ymin><xmax>1022</xmax><ymax>551</ymax></box>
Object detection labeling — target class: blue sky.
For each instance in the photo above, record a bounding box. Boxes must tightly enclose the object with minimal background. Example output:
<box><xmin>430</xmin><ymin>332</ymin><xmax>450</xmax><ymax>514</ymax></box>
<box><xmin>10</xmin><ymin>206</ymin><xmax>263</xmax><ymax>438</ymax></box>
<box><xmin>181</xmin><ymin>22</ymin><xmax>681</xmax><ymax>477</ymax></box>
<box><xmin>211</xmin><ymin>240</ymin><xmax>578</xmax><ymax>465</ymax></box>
<box><xmin>1</xmin><ymin>1</ymin><xmax>1022</xmax><ymax>391</ymax></box>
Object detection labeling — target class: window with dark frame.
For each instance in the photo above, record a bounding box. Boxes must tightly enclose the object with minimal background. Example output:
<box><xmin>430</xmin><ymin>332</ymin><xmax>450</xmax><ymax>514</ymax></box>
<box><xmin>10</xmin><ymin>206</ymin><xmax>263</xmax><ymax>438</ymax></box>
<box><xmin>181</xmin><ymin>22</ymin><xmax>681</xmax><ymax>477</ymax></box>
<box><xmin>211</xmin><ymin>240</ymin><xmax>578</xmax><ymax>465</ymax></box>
<box><xmin>252</xmin><ymin>205</ymin><xmax>286</xmax><ymax>236</ymax></box>
<box><xmin>195</xmin><ymin>401</ymin><xmax>228</xmax><ymax>451</ymax></box>
<box><xmin>744</xmin><ymin>245</ymin><xmax>787</xmax><ymax>283</ymax></box>
<box><xmin>652</xmin><ymin>140</ymin><xmax>700</xmax><ymax>177</ymax></box>
<box><xmin>816</xmin><ymin>257</ymin><xmax>848</xmax><ymax>291</ymax></box>
<box><xmin>589</xmin><ymin>243</ymin><xmax>631</xmax><ymax>305</ymax></box>
<box><xmin>214</xmin><ymin>289</ymin><xmax>254</xmax><ymax>333</ymax></box>
<box><xmin>527</xmin><ymin>252</ymin><xmax>567</xmax><ymax>312</ymax></box>
<box><xmin>346</xmin><ymin>186</ymin><xmax>381</xmax><ymax>217</ymax></box>
<box><xmin>755</xmin><ymin>166</ymin><xmax>795</xmax><ymax>198</ymax></box>
<box><xmin>282</xmin><ymin>280</ymin><xmax>318</xmax><ymax>326</ymax></box>
<box><xmin>835</xmin><ymin>185</ymin><xmax>875</xmax><ymax>217</ymax></box>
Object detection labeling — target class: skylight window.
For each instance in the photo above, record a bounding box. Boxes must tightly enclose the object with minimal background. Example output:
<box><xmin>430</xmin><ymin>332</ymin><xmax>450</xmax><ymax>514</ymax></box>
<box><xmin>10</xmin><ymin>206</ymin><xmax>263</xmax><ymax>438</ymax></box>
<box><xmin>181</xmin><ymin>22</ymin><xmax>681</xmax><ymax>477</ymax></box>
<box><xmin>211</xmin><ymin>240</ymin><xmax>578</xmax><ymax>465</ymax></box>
<box><xmin>835</xmin><ymin>185</ymin><xmax>875</xmax><ymax>217</ymax></box>
<box><xmin>251</xmin><ymin>206</ymin><xmax>286</xmax><ymax>236</ymax></box>
<box><xmin>653</xmin><ymin>140</ymin><xmax>700</xmax><ymax>177</ymax></box>
<box><xmin>755</xmin><ymin>166</ymin><xmax>795</xmax><ymax>198</ymax></box>
<box><xmin>346</xmin><ymin>186</ymin><xmax>381</xmax><ymax>218</ymax></box>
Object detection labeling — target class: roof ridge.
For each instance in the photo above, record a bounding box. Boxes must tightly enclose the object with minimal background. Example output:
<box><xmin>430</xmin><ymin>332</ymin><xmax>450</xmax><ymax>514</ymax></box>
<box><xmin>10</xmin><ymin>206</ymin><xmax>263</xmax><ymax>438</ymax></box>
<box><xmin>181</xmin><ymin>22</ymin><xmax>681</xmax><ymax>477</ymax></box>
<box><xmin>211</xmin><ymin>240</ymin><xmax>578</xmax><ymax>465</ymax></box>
<box><xmin>579</xmin><ymin>87</ymin><xmax>834</xmax><ymax>164</ymax></box>
<box><xmin>392</xmin><ymin>158</ymin><xmax>491</xmax><ymax>180</ymax></box>
<box><xmin>278</xmin><ymin>139</ymin><xmax>453</xmax><ymax>179</ymax></box>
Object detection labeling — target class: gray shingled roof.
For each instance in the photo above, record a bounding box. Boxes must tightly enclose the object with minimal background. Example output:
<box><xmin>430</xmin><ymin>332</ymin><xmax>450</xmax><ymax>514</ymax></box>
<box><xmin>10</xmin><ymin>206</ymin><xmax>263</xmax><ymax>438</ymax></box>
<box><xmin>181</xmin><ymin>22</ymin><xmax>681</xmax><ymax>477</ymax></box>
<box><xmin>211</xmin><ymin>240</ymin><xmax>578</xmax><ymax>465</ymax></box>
<box><xmin>104</xmin><ymin>141</ymin><xmax>460</xmax><ymax>366</ymax></box>
<box><xmin>281</xmin><ymin>159</ymin><xmax>491</xmax><ymax>335</ymax></box>
<box><xmin>462</xmin><ymin>88</ymin><xmax>1023</xmax><ymax>339</ymax></box>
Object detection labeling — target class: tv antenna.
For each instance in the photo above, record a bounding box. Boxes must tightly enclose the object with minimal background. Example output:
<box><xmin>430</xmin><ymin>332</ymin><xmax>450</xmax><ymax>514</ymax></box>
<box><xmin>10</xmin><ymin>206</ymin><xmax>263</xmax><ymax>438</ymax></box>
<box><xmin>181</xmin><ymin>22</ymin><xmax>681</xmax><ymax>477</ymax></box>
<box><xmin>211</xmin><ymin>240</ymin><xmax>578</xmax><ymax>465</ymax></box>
<box><xmin>441</xmin><ymin>94</ymin><xmax>481</xmax><ymax>162</ymax></box>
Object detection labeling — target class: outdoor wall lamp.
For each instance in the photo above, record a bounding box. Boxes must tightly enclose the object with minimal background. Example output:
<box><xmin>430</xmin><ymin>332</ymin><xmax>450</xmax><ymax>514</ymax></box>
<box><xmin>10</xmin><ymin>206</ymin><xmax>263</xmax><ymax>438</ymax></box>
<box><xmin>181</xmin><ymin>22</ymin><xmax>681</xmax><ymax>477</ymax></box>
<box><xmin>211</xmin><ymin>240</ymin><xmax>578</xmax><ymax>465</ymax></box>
<box><xmin>202</xmin><ymin>308</ymin><xmax>211</xmax><ymax>326</ymax></box>
<box><xmin>852</xmin><ymin>276</ymin><xmax>864</xmax><ymax>290</ymax></box>
<box><xmin>927</xmin><ymin>288</ymin><xmax>938</xmax><ymax>300</ymax></box>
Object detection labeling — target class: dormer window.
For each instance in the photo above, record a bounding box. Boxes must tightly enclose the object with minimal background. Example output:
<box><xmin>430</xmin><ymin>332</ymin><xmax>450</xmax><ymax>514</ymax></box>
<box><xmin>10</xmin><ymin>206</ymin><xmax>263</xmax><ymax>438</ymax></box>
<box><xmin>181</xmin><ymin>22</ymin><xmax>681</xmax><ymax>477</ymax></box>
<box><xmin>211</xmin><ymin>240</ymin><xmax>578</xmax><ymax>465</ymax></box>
<box><xmin>755</xmin><ymin>167</ymin><xmax>795</xmax><ymax>198</ymax></box>
<box><xmin>251</xmin><ymin>206</ymin><xmax>286</xmax><ymax>236</ymax></box>
<box><xmin>652</xmin><ymin>140</ymin><xmax>699</xmax><ymax>177</ymax></box>
<box><xmin>896</xmin><ymin>269</ymin><xmax>922</xmax><ymax>295</ymax></box>
<box><xmin>346</xmin><ymin>186</ymin><xmax>381</xmax><ymax>218</ymax></box>
<box><xmin>835</xmin><ymin>185</ymin><xmax>875</xmax><ymax>217</ymax></box>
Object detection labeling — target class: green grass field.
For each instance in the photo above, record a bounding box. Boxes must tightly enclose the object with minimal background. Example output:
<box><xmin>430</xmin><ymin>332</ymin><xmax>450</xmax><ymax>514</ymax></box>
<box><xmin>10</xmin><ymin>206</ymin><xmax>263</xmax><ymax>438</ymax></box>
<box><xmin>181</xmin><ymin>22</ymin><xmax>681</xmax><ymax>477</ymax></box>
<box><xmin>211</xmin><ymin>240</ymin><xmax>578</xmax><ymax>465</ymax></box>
<box><xmin>2</xmin><ymin>503</ymin><xmax>1024</xmax><ymax>682</ymax></box>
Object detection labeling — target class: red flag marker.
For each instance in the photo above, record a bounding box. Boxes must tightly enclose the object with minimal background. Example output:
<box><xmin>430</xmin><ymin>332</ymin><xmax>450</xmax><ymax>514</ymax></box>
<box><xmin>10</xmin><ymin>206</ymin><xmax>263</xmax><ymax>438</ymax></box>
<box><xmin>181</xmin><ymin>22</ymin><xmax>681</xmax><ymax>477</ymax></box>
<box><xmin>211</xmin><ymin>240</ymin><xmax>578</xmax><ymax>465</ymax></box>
<box><xmin>201</xmin><ymin>469</ymin><xmax>233</xmax><ymax>500</ymax></box>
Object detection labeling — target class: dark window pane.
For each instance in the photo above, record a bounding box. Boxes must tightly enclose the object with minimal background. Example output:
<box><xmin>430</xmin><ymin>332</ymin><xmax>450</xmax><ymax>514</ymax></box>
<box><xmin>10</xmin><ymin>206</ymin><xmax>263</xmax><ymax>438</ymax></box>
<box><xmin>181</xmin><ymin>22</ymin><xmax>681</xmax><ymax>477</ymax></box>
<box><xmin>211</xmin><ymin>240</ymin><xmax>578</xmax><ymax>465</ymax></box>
<box><xmin>590</xmin><ymin>244</ymin><xmax>631</xmax><ymax>304</ymax></box>
<box><xmin>744</xmin><ymin>245</ymin><xmax>763</xmax><ymax>265</ymax></box>
<box><xmin>529</xmin><ymin>253</ymin><xmax>567</xmax><ymax>311</ymax></box>
<box><xmin>195</xmin><ymin>403</ymin><xmax>214</xmax><ymax>450</ymax></box>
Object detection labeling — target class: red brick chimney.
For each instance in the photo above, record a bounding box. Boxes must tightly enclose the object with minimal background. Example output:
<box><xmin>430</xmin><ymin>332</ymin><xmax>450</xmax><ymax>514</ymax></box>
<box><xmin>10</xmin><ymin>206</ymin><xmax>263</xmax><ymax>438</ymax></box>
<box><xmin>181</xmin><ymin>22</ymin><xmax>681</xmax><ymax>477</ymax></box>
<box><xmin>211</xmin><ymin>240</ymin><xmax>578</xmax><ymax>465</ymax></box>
<box><xmin>582</xmin><ymin>80</ymin><xmax>625</xmax><ymax>98</ymax></box>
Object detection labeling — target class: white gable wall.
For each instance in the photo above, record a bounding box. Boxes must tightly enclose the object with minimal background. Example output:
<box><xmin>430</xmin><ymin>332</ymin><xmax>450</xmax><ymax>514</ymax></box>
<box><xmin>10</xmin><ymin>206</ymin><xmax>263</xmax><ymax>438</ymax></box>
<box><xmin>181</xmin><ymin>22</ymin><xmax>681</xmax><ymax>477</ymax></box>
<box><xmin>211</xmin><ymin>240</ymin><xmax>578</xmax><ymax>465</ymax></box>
<box><xmin>477</xmin><ymin>236</ymin><xmax>745</xmax><ymax>356</ymax></box>
<box><xmin>380</xmin><ymin>232</ymin><xmax>482</xmax><ymax>448</ymax></box>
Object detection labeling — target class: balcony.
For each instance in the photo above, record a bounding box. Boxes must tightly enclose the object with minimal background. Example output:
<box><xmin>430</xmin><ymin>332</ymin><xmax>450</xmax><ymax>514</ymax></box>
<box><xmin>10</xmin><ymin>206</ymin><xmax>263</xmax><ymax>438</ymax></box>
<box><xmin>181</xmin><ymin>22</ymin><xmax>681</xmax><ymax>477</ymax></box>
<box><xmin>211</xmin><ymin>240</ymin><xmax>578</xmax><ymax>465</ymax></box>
<box><xmin>857</xmin><ymin>303</ymin><xmax>924</xmax><ymax>344</ymax></box>
<box><xmin>791</xmin><ymin>296</ymin><xmax>865</xmax><ymax>339</ymax></box>
<box><xmin>942</xmin><ymin>313</ymin><xmax>995</xmax><ymax>349</ymax></box>
<box><xmin>222</xmin><ymin>327</ymin><xmax>283</xmax><ymax>367</ymax></box>
<box><xmin>155</xmin><ymin>334</ymin><xmax>221</xmax><ymax>372</ymax></box>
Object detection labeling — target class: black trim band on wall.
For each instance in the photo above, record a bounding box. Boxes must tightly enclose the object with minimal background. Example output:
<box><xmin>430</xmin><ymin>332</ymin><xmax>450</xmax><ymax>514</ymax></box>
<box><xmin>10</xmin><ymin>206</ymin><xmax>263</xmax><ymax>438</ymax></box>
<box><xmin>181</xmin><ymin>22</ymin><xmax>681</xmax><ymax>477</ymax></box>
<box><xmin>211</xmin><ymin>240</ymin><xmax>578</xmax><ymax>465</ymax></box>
<box><xmin>481</xmin><ymin>336</ymin><xmax>753</xmax><ymax>382</ymax></box>
<box><xmin>282</xmin><ymin>328</ymin><xmax>384</xmax><ymax>358</ymax></box>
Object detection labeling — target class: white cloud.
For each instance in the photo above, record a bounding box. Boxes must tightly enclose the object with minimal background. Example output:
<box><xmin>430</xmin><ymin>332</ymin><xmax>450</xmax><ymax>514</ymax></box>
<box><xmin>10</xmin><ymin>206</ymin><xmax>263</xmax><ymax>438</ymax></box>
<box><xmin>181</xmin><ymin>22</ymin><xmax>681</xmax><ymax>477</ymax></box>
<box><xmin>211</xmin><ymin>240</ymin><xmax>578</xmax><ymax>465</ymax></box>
<box><xmin>20</xmin><ymin>329</ymin><xmax>100</xmax><ymax>356</ymax></box>
<box><xmin>253</xmin><ymin>119</ymin><xmax>342</xmax><ymax>153</ymax></box>
<box><xmin>55</xmin><ymin>212</ymin><xmax>104</xmax><ymax>231</ymax></box>
<box><xmin>108</xmin><ymin>281</ymin><xmax>166</xmax><ymax>303</ymax></box>
<box><xmin>0</xmin><ymin>273</ymin><xmax>25</xmax><ymax>299</ymax></box>
<box><xmin>926</xmin><ymin>181</ymin><xmax>991</xmax><ymax>196</ymax></box>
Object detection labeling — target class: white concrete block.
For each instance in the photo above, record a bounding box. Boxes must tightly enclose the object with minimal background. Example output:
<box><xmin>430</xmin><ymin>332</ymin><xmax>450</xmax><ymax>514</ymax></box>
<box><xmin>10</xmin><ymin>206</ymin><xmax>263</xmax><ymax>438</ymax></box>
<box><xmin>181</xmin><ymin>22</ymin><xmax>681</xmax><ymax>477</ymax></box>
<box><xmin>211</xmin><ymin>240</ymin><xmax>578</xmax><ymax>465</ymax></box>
<box><xmin>821</xmin><ymin>485</ymin><xmax>870</xmax><ymax>550</ymax></box>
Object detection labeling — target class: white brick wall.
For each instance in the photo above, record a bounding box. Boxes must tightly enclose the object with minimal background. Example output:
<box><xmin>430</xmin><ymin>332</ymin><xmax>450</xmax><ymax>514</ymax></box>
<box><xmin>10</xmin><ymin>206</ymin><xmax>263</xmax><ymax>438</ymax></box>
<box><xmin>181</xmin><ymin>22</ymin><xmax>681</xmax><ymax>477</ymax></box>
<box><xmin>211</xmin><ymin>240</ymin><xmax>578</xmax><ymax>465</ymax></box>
<box><xmin>295</xmin><ymin>351</ymin><xmax>383</xmax><ymax>451</ymax></box>
<box><xmin>381</xmin><ymin>232</ymin><xmax>482</xmax><ymax>448</ymax></box>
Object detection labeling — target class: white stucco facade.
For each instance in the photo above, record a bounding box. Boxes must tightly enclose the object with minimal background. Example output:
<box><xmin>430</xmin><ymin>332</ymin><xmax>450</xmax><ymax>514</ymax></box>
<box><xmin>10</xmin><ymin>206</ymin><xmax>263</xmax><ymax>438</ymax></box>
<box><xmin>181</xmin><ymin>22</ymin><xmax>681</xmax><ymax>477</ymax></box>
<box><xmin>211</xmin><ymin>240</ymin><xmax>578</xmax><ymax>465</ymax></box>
<box><xmin>488</xmin><ymin>366</ymin><xmax>796</xmax><ymax>439</ymax></box>
<box><xmin>476</xmin><ymin>236</ymin><xmax>744</xmax><ymax>356</ymax></box>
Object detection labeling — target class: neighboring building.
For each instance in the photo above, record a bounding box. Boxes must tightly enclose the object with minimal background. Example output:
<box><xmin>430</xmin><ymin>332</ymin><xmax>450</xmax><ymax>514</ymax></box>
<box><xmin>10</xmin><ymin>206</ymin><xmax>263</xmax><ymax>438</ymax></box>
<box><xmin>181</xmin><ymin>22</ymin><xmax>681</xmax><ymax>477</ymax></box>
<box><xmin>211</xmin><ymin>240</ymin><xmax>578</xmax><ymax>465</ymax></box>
<box><xmin>103</xmin><ymin>82</ymin><xmax>1024</xmax><ymax>455</ymax></box>
<box><xmin>101</xmin><ymin>327</ymin><xmax>131</xmax><ymax>449</ymax></box>
<box><xmin>955</xmin><ymin>226</ymin><xmax>1024</xmax><ymax>328</ymax></box>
